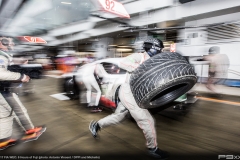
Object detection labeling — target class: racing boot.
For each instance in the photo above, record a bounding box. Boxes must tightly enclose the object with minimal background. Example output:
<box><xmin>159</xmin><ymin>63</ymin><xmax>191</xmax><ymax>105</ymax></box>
<box><xmin>0</xmin><ymin>138</ymin><xmax>19</xmax><ymax>150</ymax></box>
<box><xmin>20</xmin><ymin>125</ymin><xmax>47</xmax><ymax>143</ymax></box>
<box><xmin>148</xmin><ymin>147</ymin><xmax>169</xmax><ymax>159</ymax></box>
<box><xmin>89</xmin><ymin>120</ymin><xmax>101</xmax><ymax>138</ymax></box>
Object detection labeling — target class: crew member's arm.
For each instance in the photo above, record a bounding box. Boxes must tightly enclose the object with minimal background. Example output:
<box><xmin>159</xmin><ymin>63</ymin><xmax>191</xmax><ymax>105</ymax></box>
<box><xmin>0</xmin><ymin>55</ymin><xmax>29</xmax><ymax>82</ymax></box>
<box><xmin>118</xmin><ymin>53</ymin><xmax>143</xmax><ymax>72</ymax></box>
<box><xmin>95</xmin><ymin>64</ymin><xmax>107</xmax><ymax>78</ymax></box>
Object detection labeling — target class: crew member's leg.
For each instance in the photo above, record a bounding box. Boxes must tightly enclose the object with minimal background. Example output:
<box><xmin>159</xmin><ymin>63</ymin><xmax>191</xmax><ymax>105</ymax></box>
<box><xmin>2</xmin><ymin>92</ymin><xmax>46</xmax><ymax>142</ymax></box>
<box><xmin>89</xmin><ymin>83</ymin><xmax>169</xmax><ymax>159</ymax></box>
<box><xmin>98</xmin><ymin>102</ymin><xmax>129</xmax><ymax>127</ymax></box>
<box><xmin>119</xmin><ymin>84</ymin><xmax>169</xmax><ymax>159</ymax></box>
<box><xmin>0</xmin><ymin>93</ymin><xmax>16</xmax><ymax>150</ymax></box>
<box><xmin>89</xmin><ymin>76</ymin><xmax>101</xmax><ymax>106</ymax></box>
<box><xmin>2</xmin><ymin>92</ymin><xmax>34</xmax><ymax>131</ymax></box>
<box><xmin>89</xmin><ymin>102</ymin><xmax>129</xmax><ymax>138</ymax></box>
<box><xmin>82</xmin><ymin>76</ymin><xmax>92</xmax><ymax>105</ymax></box>
<box><xmin>119</xmin><ymin>83</ymin><xmax>157</xmax><ymax>149</ymax></box>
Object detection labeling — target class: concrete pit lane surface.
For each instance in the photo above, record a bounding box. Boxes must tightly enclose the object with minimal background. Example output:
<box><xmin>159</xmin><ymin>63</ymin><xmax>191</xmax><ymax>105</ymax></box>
<box><xmin>1</xmin><ymin>77</ymin><xmax>240</xmax><ymax>160</ymax></box>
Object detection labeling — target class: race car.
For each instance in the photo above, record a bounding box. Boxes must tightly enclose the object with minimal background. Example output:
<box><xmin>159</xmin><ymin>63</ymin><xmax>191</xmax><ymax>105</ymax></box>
<box><xmin>62</xmin><ymin>58</ymin><xmax>124</xmax><ymax>110</ymax></box>
<box><xmin>61</xmin><ymin>57</ymin><xmax>189</xmax><ymax>111</ymax></box>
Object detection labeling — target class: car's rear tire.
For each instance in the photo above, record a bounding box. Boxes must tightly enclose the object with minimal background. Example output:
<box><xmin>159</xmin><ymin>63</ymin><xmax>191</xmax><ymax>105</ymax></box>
<box><xmin>130</xmin><ymin>52</ymin><xmax>197</xmax><ymax>109</ymax></box>
<box><xmin>114</xmin><ymin>86</ymin><xmax>121</xmax><ymax>107</ymax></box>
<box><xmin>63</xmin><ymin>77</ymin><xmax>79</xmax><ymax>99</ymax></box>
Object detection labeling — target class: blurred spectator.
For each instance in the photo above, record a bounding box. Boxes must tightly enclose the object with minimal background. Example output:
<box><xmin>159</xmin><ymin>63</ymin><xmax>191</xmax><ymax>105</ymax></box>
<box><xmin>204</xmin><ymin>46</ymin><xmax>230</xmax><ymax>93</ymax></box>
<box><xmin>55</xmin><ymin>52</ymin><xmax>80</xmax><ymax>74</ymax></box>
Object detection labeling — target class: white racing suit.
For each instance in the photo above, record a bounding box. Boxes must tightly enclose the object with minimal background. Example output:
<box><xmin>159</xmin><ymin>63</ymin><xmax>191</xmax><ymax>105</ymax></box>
<box><xmin>98</xmin><ymin>52</ymin><xmax>158</xmax><ymax>149</ymax></box>
<box><xmin>76</xmin><ymin>62</ymin><xmax>106</xmax><ymax>106</ymax></box>
<box><xmin>0</xmin><ymin>52</ymin><xmax>34</xmax><ymax>141</ymax></box>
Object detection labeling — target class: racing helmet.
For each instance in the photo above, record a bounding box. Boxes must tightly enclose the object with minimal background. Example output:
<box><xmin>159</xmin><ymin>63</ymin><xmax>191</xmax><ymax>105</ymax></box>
<box><xmin>143</xmin><ymin>38</ymin><xmax>164</xmax><ymax>57</ymax></box>
<box><xmin>208</xmin><ymin>46</ymin><xmax>220</xmax><ymax>55</ymax></box>
<box><xmin>0</xmin><ymin>34</ymin><xmax>15</xmax><ymax>52</ymax></box>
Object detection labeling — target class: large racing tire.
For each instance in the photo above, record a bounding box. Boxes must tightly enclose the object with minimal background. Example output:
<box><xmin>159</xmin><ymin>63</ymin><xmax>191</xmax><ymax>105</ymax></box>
<box><xmin>63</xmin><ymin>76</ymin><xmax>79</xmax><ymax>99</ymax></box>
<box><xmin>130</xmin><ymin>52</ymin><xmax>197</xmax><ymax>109</ymax></box>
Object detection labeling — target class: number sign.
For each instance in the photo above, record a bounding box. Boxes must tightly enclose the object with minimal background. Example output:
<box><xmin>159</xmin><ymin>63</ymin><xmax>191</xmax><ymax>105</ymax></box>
<box><xmin>98</xmin><ymin>0</ymin><xmax>130</xmax><ymax>18</ymax></box>
<box><xmin>18</xmin><ymin>36</ymin><xmax>47</xmax><ymax>44</ymax></box>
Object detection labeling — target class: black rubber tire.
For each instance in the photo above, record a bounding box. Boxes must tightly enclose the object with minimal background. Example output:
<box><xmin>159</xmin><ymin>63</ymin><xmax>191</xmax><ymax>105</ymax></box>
<box><xmin>63</xmin><ymin>77</ymin><xmax>79</xmax><ymax>99</ymax></box>
<box><xmin>114</xmin><ymin>86</ymin><xmax>121</xmax><ymax>106</ymax></box>
<box><xmin>130</xmin><ymin>52</ymin><xmax>197</xmax><ymax>109</ymax></box>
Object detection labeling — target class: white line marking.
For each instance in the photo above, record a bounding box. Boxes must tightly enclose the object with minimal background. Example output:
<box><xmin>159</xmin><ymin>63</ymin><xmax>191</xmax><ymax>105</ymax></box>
<box><xmin>50</xmin><ymin>93</ymin><xmax>70</xmax><ymax>100</ymax></box>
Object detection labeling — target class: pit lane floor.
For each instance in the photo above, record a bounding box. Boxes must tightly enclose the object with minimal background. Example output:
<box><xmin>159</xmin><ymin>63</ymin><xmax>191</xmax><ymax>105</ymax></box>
<box><xmin>1</xmin><ymin>77</ymin><xmax>240</xmax><ymax>160</ymax></box>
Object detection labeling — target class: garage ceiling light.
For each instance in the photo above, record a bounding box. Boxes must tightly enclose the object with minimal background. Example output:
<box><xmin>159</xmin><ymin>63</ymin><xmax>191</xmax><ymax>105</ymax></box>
<box><xmin>116</xmin><ymin>48</ymin><xmax>132</xmax><ymax>52</ymax></box>
<box><xmin>117</xmin><ymin>45</ymin><xmax>131</xmax><ymax>48</ymax></box>
<box><xmin>61</xmin><ymin>2</ymin><xmax>71</xmax><ymax>4</ymax></box>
